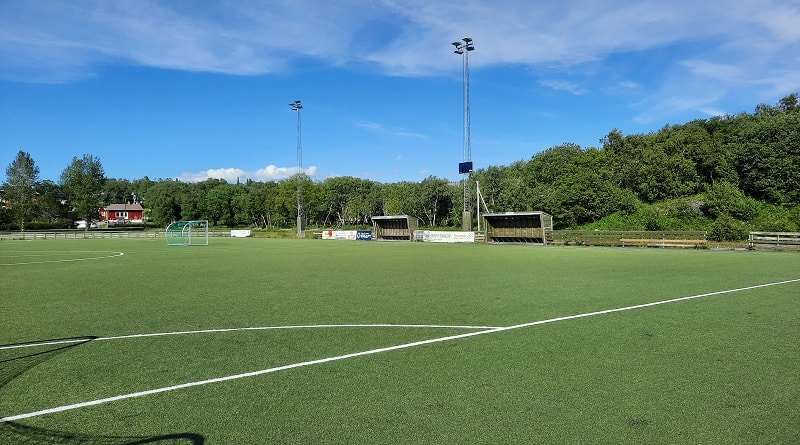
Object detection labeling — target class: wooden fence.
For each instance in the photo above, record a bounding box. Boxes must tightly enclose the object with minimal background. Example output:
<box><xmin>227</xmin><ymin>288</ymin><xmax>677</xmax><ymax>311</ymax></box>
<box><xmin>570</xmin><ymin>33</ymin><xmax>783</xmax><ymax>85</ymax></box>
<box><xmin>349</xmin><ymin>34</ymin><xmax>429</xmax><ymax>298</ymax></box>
<box><xmin>551</xmin><ymin>230</ymin><xmax>707</xmax><ymax>247</ymax></box>
<box><xmin>748</xmin><ymin>232</ymin><xmax>800</xmax><ymax>249</ymax></box>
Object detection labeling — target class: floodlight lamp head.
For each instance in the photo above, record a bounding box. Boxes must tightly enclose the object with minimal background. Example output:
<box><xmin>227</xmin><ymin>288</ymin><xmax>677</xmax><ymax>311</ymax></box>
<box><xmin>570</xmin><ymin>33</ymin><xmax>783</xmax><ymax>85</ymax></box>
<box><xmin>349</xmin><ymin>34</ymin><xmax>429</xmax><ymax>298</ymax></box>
<box><xmin>462</xmin><ymin>37</ymin><xmax>472</xmax><ymax>43</ymax></box>
<box><xmin>454</xmin><ymin>48</ymin><xmax>464</xmax><ymax>54</ymax></box>
<box><xmin>452</xmin><ymin>41</ymin><xmax>461</xmax><ymax>47</ymax></box>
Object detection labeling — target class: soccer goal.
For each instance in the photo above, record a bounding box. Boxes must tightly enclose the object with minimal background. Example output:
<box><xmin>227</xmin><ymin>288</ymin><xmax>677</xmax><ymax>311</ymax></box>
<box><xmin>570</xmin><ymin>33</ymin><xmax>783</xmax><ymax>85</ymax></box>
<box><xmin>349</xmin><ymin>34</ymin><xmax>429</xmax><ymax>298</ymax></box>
<box><xmin>166</xmin><ymin>220</ymin><xmax>209</xmax><ymax>246</ymax></box>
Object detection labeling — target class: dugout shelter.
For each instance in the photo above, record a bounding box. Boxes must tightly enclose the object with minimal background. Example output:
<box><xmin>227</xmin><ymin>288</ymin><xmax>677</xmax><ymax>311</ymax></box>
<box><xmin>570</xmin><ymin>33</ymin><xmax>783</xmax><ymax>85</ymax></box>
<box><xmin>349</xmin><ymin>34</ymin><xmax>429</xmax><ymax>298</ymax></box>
<box><xmin>371</xmin><ymin>215</ymin><xmax>419</xmax><ymax>241</ymax></box>
<box><xmin>483</xmin><ymin>211</ymin><xmax>553</xmax><ymax>244</ymax></box>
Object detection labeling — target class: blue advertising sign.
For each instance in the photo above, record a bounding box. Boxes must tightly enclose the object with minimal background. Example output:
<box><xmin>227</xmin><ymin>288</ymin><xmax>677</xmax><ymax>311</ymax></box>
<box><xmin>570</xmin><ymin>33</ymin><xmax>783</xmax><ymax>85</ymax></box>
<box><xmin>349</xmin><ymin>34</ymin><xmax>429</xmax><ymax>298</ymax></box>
<box><xmin>356</xmin><ymin>230</ymin><xmax>373</xmax><ymax>241</ymax></box>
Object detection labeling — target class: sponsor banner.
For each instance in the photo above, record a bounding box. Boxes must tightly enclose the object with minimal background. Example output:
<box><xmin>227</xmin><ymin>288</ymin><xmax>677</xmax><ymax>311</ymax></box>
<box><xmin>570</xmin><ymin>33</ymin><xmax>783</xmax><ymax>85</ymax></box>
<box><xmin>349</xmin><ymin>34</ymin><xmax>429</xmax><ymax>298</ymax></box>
<box><xmin>356</xmin><ymin>230</ymin><xmax>373</xmax><ymax>241</ymax></box>
<box><xmin>230</xmin><ymin>230</ymin><xmax>251</xmax><ymax>238</ymax></box>
<box><xmin>321</xmin><ymin>230</ymin><xmax>359</xmax><ymax>240</ymax></box>
<box><xmin>422</xmin><ymin>231</ymin><xmax>475</xmax><ymax>243</ymax></box>
<box><xmin>336</xmin><ymin>230</ymin><xmax>357</xmax><ymax>240</ymax></box>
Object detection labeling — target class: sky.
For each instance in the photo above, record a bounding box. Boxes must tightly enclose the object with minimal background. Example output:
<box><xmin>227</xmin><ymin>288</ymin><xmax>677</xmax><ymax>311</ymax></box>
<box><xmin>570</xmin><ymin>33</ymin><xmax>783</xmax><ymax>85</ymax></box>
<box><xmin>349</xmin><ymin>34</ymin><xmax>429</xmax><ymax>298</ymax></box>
<box><xmin>1</xmin><ymin>0</ymin><xmax>799</xmax><ymax>185</ymax></box>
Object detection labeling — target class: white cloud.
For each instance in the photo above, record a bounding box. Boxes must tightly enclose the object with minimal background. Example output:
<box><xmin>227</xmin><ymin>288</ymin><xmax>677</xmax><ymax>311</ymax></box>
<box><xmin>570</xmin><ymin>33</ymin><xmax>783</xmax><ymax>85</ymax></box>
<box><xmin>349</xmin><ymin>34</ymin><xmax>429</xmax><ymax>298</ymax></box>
<box><xmin>357</xmin><ymin>120</ymin><xmax>426</xmax><ymax>138</ymax></box>
<box><xmin>4</xmin><ymin>0</ymin><xmax>796</xmax><ymax>80</ymax></box>
<box><xmin>753</xmin><ymin>5</ymin><xmax>800</xmax><ymax>42</ymax></box>
<box><xmin>2</xmin><ymin>0</ymin><xmax>798</xmax><ymax>122</ymax></box>
<box><xmin>0</xmin><ymin>0</ymin><xmax>383</xmax><ymax>81</ymax></box>
<box><xmin>539</xmin><ymin>79</ymin><xmax>586</xmax><ymax>95</ymax></box>
<box><xmin>680</xmin><ymin>60</ymin><xmax>745</xmax><ymax>83</ymax></box>
<box><xmin>178</xmin><ymin>165</ymin><xmax>318</xmax><ymax>183</ymax></box>
<box><xmin>357</xmin><ymin>121</ymin><xmax>384</xmax><ymax>131</ymax></box>
<box><xmin>618</xmin><ymin>81</ymin><xmax>642</xmax><ymax>90</ymax></box>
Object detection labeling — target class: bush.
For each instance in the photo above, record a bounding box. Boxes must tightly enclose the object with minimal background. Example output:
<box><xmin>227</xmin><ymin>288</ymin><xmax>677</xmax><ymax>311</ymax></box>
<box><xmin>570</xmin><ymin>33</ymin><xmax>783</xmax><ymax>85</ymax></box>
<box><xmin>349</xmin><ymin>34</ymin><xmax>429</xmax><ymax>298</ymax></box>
<box><xmin>745</xmin><ymin>204</ymin><xmax>800</xmax><ymax>232</ymax></box>
<box><xmin>708</xmin><ymin>214</ymin><xmax>749</xmax><ymax>241</ymax></box>
<box><xmin>750</xmin><ymin>214</ymin><xmax>797</xmax><ymax>232</ymax></box>
<box><xmin>703</xmin><ymin>182</ymin><xmax>759</xmax><ymax>220</ymax></box>
<box><xmin>792</xmin><ymin>207</ymin><xmax>800</xmax><ymax>230</ymax></box>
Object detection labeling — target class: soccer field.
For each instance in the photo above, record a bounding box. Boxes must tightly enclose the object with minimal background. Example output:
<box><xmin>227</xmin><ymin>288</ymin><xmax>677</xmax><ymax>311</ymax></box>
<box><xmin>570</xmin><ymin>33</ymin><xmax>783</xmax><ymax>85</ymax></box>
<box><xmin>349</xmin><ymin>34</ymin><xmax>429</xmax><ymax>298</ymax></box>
<box><xmin>1</xmin><ymin>238</ymin><xmax>799</xmax><ymax>444</ymax></box>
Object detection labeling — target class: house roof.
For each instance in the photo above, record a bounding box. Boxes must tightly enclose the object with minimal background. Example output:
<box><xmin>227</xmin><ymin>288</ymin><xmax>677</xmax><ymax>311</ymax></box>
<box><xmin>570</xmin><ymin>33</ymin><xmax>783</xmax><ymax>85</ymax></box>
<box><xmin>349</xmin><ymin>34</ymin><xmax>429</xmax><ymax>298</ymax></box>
<box><xmin>105</xmin><ymin>203</ymin><xmax>144</xmax><ymax>211</ymax></box>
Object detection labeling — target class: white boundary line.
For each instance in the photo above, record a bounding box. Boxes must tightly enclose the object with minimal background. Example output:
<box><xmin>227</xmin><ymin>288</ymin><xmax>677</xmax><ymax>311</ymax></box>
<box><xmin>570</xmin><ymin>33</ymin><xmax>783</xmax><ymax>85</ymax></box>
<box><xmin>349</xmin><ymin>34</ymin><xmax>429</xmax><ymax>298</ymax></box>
<box><xmin>0</xmin><ymin>325</ymin><xmax>501</xmax><ymax>351</ymax></box>
<box><xmin>2</xmin><ymin>278</ymin><xmax>798</xmax><ymax>423</ymax></box>
<box><xmin>0</xmin><ymin>251</ymin><xmax>124</xmax><ymax>266</ymax></box>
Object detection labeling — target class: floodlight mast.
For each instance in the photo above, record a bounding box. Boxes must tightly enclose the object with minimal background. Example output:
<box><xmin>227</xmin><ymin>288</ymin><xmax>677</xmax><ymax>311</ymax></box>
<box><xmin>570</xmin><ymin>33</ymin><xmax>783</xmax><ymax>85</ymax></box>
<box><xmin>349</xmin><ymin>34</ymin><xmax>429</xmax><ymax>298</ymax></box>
<box><xmin>290</xmin><ymin>100</ymin><xmax>304</xmax><ymax>237</ymax></box>
<box><xmin>453</xmin><ymin>37</ymin><xmax>475</xmax><ymax>231</ymax></box>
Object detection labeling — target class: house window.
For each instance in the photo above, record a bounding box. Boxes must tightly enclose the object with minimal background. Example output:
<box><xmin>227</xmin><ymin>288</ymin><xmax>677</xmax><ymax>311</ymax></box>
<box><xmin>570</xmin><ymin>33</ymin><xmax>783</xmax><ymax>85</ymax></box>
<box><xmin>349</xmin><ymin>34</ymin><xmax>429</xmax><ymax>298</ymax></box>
<box><xmin>115</xmin><ymin>211</ymin><xmax>129</xmax><ymax>219</ymax></box>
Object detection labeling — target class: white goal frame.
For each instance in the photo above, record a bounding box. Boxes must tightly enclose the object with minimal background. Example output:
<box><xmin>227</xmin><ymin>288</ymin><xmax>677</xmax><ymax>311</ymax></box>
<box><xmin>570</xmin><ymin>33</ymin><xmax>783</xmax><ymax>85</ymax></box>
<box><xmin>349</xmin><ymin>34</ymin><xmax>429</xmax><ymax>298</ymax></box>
<box><xmin>166</xmin><ymin>220</ymin><xmax>209</xmax><ymax>246</ymax></box>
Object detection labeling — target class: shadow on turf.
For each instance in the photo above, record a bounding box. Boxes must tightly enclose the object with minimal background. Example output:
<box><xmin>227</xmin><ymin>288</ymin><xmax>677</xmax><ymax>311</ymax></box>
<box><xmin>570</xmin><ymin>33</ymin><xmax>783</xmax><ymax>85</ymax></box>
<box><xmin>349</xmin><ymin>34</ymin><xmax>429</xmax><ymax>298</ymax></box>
<box><xmin>1</xmin><ymin>337</ymin><xmax>205</xmax><ymax>445</ymax></box>
<box><xmin>0</xmin><ymin>423</ymin><xmax>205</xmax><ymax>444</ymax></box>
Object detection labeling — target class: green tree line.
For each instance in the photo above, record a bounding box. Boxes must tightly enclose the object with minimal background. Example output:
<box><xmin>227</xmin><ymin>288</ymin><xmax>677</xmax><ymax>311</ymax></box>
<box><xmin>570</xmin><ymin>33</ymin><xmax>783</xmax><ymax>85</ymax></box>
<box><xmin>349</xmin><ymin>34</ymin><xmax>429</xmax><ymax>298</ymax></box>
<box><xmin>3</xmin><ymin>94</ymin><xmax>799</xmax><ymax>240</ymax></box>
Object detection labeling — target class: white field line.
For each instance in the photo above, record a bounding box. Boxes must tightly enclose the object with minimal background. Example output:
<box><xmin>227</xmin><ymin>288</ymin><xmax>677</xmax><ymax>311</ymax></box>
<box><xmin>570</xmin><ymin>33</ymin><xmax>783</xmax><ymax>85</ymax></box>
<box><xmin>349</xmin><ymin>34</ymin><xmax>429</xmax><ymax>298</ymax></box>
<box><xmin>0</xmin><ymin>251</ymin><xmax>124</xmax><ymax>266</ymax></box>
<box><xmin>2</xmin><ymin>278</ymin><xmax>798</xmax><ymax>423</ymax></box>
<box><xmin>0</xmin><ymin>325</ymin><xmax>501</xmax><ymax>351</ymax></box>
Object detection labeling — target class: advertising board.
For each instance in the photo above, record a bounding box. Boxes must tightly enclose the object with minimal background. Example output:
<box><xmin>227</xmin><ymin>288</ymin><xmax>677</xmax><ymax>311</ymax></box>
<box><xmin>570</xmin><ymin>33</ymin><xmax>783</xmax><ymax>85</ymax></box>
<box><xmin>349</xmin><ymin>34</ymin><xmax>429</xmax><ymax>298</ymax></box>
<box><xmin>422</xmin><ymin>231</ymin><xmax>475</xmax><ymax>243</ymax></box>
<box><xmin>321</xmin><ymin>230</ymin><xmax>362</xmax><ymax>240</ymax></box>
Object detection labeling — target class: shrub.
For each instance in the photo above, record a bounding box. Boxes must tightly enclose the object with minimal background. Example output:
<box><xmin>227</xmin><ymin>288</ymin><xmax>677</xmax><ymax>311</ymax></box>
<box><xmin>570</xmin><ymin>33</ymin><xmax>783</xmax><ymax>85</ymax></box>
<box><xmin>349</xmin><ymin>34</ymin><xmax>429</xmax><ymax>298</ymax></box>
<box><xmin>703</xmin><ymin>181</ymin><xmax>759</xmax><ymax>220</ymax></box>
<box><xmin>750</xmin><ymin>214</ymin><xmax>798</xmax><ymax>232</ymax></box>
<box><xmin>708</xmin><ymin>214</ymin><xmax>749</xmax><ymax>241</ymax></box>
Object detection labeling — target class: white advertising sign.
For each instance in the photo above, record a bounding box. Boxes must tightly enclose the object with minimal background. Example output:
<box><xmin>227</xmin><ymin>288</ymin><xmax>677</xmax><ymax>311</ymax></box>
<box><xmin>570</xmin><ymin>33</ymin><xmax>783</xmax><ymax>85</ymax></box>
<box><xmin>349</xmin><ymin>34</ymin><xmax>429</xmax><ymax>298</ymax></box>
<box><xmin>321</xmin><ymin>230</ymin><xmax>359</xmax><ymax>240</ymax></box>
<box><xmin>422</xmin><ymin>231</ymin><xmax>475</xmax><ymax>243</ymax></box>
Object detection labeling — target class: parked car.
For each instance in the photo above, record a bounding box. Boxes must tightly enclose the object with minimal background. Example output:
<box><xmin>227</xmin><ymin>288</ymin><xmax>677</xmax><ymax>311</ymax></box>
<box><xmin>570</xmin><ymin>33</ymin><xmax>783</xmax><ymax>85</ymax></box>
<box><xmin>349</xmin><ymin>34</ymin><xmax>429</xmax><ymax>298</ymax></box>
<box><xmin>73</xmin><ymin>220</ymin><xmax>98</xmax><ymax>229</ymax></box>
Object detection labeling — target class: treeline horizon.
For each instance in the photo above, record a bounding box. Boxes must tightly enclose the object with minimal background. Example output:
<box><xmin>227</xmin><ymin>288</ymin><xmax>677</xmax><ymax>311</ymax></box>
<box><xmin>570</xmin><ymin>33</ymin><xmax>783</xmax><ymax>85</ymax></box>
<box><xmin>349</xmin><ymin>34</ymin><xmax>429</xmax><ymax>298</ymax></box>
<box><xmin>3</xmin><ymin>93</ymin><xmax>799</xmax><ymax>241</ymax></box>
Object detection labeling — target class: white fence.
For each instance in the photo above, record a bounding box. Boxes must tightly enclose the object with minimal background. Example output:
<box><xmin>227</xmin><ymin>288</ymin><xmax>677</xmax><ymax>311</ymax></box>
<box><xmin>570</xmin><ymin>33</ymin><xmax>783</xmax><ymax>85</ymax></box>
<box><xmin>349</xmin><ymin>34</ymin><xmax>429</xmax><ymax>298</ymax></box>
<box><xmin>0</xmin><ymin>230</ymin><xmax>232</xmax><ymax>241</ymax></box>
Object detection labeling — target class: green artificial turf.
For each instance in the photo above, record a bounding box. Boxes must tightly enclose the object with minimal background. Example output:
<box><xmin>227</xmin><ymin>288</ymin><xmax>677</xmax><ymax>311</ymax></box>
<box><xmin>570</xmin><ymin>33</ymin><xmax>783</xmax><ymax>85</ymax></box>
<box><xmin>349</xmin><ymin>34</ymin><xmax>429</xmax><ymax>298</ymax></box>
<box><xmin>1</xmin><ymin>238</ymin><xmax>798</xmax><ymax>443</ymax></box>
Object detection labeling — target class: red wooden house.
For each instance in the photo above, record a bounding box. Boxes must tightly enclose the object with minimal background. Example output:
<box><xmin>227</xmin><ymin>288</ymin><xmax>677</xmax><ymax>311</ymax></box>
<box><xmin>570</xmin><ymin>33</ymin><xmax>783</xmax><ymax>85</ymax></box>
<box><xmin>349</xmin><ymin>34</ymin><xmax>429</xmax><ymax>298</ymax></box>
<box><xmin>100</xmin><ymin>203</ymin><xmax>144</xmax><ymax>224</ymax></box>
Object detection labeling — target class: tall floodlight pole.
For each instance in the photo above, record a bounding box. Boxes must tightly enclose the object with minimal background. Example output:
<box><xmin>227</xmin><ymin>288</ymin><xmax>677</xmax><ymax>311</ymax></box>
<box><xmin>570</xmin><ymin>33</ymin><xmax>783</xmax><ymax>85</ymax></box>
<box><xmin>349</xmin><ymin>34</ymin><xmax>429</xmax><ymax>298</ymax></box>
<box><xmin>290</xmin><ymin>100</ymin><xmax>304</xmax><ymax>237</ymax></box>
<box><xmin>452</xmin><ymin>37</ymin><xmax>475</xmax><ymax>231</ymax></box>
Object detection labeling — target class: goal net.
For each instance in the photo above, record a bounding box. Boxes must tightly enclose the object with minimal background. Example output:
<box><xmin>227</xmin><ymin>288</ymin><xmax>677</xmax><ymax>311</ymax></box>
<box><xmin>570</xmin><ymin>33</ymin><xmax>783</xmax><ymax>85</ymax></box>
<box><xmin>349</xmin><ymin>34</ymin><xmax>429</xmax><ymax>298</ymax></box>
<box><xmin>166</xmin><ymin>220</ymin><xmax>209</xmax><ymax>246</ymax></box>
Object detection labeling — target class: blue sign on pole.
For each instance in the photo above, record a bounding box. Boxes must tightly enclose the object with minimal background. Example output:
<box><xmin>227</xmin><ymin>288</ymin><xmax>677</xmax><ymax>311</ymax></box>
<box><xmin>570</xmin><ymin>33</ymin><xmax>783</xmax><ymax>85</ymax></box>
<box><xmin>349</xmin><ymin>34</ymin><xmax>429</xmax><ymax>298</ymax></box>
<box><xmin>356</xmin><ymin>230</ymin><xmax>373</xmax><ymax>241</ymax></box>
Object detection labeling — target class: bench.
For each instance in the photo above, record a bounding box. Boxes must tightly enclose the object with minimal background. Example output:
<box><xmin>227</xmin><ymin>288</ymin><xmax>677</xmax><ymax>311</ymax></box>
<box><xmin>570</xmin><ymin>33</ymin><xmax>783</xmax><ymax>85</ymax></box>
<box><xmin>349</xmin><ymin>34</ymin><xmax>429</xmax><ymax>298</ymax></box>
<box><xmin>620</xmin><ymin>238</ymin><xmax>707</xmax><ymax>248</ymax></box>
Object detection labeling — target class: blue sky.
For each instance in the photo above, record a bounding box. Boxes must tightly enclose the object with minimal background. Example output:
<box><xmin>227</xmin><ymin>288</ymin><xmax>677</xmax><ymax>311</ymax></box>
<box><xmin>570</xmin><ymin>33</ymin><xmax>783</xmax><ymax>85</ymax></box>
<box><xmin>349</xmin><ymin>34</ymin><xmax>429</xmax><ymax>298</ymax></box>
<box><xmin>2</xmin><ymin>0</ymin><xmax>799</xmax><ymax>184</ymax></box>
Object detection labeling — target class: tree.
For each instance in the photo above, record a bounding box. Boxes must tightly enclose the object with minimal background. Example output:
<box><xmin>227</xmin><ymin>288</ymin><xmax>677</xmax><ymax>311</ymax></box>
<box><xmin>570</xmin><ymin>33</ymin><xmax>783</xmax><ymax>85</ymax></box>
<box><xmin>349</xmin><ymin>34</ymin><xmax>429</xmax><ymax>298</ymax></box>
<box><xmin>144</xmin><ymin>180</ymin><xmax>190</xmax><ymax>226</ymax></box>
<box><xmin>496</xmin><ymin>161</ymin><xmax>530</xmax><ymax>211</ymax></box>
<box><xmin>778</xmin><ymin>92</ymin><xmax>798</xmax><ymax>111</ymax></box>
<box><xmin>472</xmin><ymin>165</ymin><xmax>505</xmax><ymax>211</ymax></box>
<box><xmin>36</xmin><ymin>180</ymin><xmax>69</xmax><ymax>224</ymax></box>
<box><xmin>60</xmin><ymin>155</ymin><xmax>106</xmax><ymax>227</ymax></box>
<box><xmin>243</xmin><ymin>181</ymin><xmax>279</xmax><ymax>228</ymax></box>
<box><xmin>102</xmin><ymin>178</ymin><xmax>136</xmax><ymax>205</ymax></box>
<box><xmin>383</xmin><ymin>181</ymin><xmax>415</xmax><ymax>217</ymax></box>
<box><xmin>527</xmin><ymin>143</ymin><xmax>583</xmax><ymax>184</ymax></box>
<box><xmin>735</xmin><ymin>107</ymin><xmax>800</xmax><ymax>205</ymax></box>
<box><xmin>321</xmin><ymin>176</ymin><xmax>380</xmax><ymax>226</ymax></box>
<box><xmin>416</xmin><ymin>176</ymin><xmax>456</xmax><ymax>226</ymax></box>
<box><xmin>4</xmin><ymin>151</ymin><xmax>40</xmax><ymax>231</ymax></box>
<box><xmin>204</xmin><ymin>182</ymin><xmax>246</xmax><ymax>227</ymax></box>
